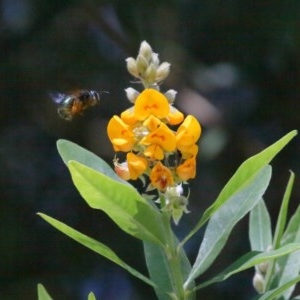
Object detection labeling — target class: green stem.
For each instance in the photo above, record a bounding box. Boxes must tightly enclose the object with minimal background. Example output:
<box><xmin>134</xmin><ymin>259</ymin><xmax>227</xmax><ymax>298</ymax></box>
<box><xmin>162</xmin><ymin>212</ymin><xmax>186</xmax><ymax>300</ymax></box>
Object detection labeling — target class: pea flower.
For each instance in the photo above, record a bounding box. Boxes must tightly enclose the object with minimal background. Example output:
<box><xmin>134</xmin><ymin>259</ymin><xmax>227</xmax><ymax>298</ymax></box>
<box><xmin>107</xmin><ymin>41</ymin><xmax>202</xmax><ymax>224</ymax></box>
<box><xmin>107</xmin><ymin>116</ymin><xmax>136</xmax><ymax>152</ymax></box>
<box><xmin>150</xmin><ymin>162</ymin><xmax>174</xmax><ymax>192</ymax></box>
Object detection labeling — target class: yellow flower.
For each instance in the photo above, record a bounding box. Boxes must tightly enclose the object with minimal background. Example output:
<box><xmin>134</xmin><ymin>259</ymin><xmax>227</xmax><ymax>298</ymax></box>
<box><xmin>127</xmin><ymin>152</ymin><xmax>148</xmax><ymax>180</ymax></box>
<box><xmin>143</xmin><ymin>115</ymin><xmax>161</xmax><ymax>131</ymax></box>
<box><xmin>167</xmin><ymin>106</ymin><xmax>184</xmax><ymax>125</ymax></box>
<box><xmin>134</xmin><ymin>89</ymin><xmax>170</xmax><ymax>121</ymax></box>
<box><xmin>113</xmin><ymin>159</ymin><xmax>131</xmax><ymax>181</ymax></box>
<box><xmin>107</xmin><ymin>115</ymin><xmax>135</xmax><ymax>152</ymax></box>
<box><xmin>176</xmin><ymin>115</ymin><xmax>201</xmax><ymax>153</ymax></box>
<box><xmin>150</xmin><ymin>162</ymin><xmax>174</xmax><ymax>191</ymax></box>
<box><xmin>140</xmin><ymin>123</ymin><xmax>176</xmax><ymax>159</ymax></box>
<box><xmin>121</xmin><ymin>107</ymin><xmax>137</xmax><ymax>125</ymax></box>
<box><xmin>178</xmin><ymin>144</ymin><xmax>199</xmax><ymax>159</ymax></box>
<box><xmin>143</xmin><ymin>144</ymin><xmax>164</xmax><ymax>160</ymax></box>
<box><xmin>176</xmin><ymin>156</ymin><xmax>196</xmax><ymax>181</ymax></box>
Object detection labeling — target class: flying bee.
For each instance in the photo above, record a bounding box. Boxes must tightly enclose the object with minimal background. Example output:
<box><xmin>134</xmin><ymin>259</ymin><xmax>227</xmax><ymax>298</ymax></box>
<box><xmin>50</xmin><ymin>90</ymin><xmax>100</xmax><ymax>121</ymax></box>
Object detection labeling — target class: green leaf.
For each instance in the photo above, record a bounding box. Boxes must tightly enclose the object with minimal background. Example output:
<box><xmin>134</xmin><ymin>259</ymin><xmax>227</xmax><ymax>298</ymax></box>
<box><xmin>37</xmin><ymin>283</ymin><xmax>53</xmax><ymax>300</ymax></box>
<box><xmin>57</xmin><ymin>139</ymin><xmax>129</xmax><ymax>185</ymax></box>
<box><xmin>185</xmin><ymin>165</ymin><xmax>272</xmax><ymax>286</ymax></box>
<box><xmin>67</xmin><ymin>160</ymin><xmax>165</xmax><ymax>246</ymax></box>
<box><xmin>273</xmin><ymin>171</ymin><xmax>295</xmax><ymax>249</ymax></box>
<box><xmin>87</xmin><ymin>292</ymin><xmax>96</xmax><ymax>300</ymax></box>
<box><xmin>255</xmin><ymin>275</ymin><xmax>300</xmax><ymax>300</ymax></box>
<box><xmin>274</xmin><ymin>186</ymin><xmax>300</xmax><ymax>299</ymax></box>
<box><xmin>180</xmin><ymin>130</ymin><xmax>297</xmax><ymax>247</ymax></box>
<box><xmin>144</xmin><ymin>240</ymin><xmax>195</xmax><ymax>300</ymax></box>
<box><xmin>193</xmin><ymin>243</ymin><xmax>300</xmax><ymax>292</ymax></box>
<box><xmin>263</xmin><ymin>172</ymin><xmax>295</xmax><ymax>295</ymax></box>
<box><xmin>37</xmin><ymin>213</ymin><xmax>156</xmax><ymax>288</ymax></box>
<box><xmin>249</xmin><ymin>200</ymin><xmax>272</xmax><ymax>251</ymax></box>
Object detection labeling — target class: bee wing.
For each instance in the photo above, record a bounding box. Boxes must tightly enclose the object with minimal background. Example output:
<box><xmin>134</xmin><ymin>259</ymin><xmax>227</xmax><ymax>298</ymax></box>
<box><xmin>49</xmin><ymin>92</ymin><xmax>66</xmax><ymax>104</ymax></box>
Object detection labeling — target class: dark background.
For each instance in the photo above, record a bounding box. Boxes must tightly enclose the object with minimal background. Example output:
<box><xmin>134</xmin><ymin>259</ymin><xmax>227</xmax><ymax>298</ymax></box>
<box><xmin>1</xmin><ymin>0</ymin><xmax>300</xmax><ymax>299</ymax></box>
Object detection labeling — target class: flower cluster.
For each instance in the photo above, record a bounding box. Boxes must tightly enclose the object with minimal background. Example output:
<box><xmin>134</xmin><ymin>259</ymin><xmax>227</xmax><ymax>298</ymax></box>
<box><xmin>107</xmin><ymin>41</ymin><xmax>201</xmax><ymax>223</ymax></box>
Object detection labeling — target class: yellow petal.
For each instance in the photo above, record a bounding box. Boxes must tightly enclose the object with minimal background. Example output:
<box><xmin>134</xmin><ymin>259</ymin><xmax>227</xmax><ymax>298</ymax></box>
<box><xmin>127</xmin><ymin>152</ymin><xmax>148</xmax><ymax>180</ymax></box>
<box><xmin>176</xmin><ymin>157</ymin><xmax>196</xmax><ymax>181</ymax></box>
<box><xmin>140</xmin><ymin>123</ymin><xmax>176</xmax><ymax>152</ymax></box>
<box><xmin>144</xmin><ymin>144</ymin><xmax>164</xmax><ymax>160</ymax></box>
<box><xmin>134</xmin><ymin>89</ymin><xmax>170</xmax><ymax>120</ymax></box>
<box><xmin>107</xmin><ymin>115</ymin><xmax>135</xmax><ymax>152</ymax></box>
<box><xmin>150</xmin><ymin>162</ymin><xmax>174</xmax><ymax>191</ymax></box>
<box><xmin>121</xmin><ymin>107</ymin><xmax>137</xmax><ymax>125</ymax></box>
<box><xmin>167</xmin><ymin>106</ymin><xmax>184</xmax><ymax>125</ymax></box>
<box><xmin>143</xmin><ymin>115</ymin><xmax>161</xmax><ymax>131</ymax></box>
<box><xmin>176</xmin><ymin>115</ymin><xmax>201</xmax><ymax>147</ymax></box>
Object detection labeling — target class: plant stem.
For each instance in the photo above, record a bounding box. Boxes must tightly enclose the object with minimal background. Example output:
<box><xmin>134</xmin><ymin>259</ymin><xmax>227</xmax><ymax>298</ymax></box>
<box><xmin>162</xmin><ymin>212</ymin><xmax>186</xmax><ymax>300</ymax></box>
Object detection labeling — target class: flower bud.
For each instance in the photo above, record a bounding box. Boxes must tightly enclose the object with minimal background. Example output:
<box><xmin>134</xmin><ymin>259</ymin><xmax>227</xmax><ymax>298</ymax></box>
<box><xmin>144</xmin><ymin>63</ymin><xmax>157</xmax><ymax>84</ymax></box>
<box><xmin>151</xmin><ymin>52</ymin><xmax>160</xmax><ymax>67</ymax></box>
<box><xmin>164</xmin><ymin>89</ymin><xmax>177</xmax><ymax>103</ymax></box>
<box><xmin>126</xmin><ymin>57</ymin><xmax>139</xmax><ymax>78</ymax></box>
<box><xmin>124</xmin><ymin>87</ymin><xmax>139</xmax><ymax>103</ymax></box>
<box><xmin>136</xmin><ymin>54</ymin><xmax>148</xmax><ymax>76</ymax></box>
<box><xmin>139</xmin><ymin>41</ymin><xmax>153</xmax><ymax>62</ymax></box>
<box><xmin>257</xmin><ymin>261</ymin><xmax>269</xmax><ymax>275</ymax></box>
<box><xmin>156</xmin><ymin>62</ymin><xmax>171</xmax><ymax>82</ymax></box>
<box><xmin>252</xmin><ymin>272</ymin><xmax>265</xmax><ymax>294</ymax></box>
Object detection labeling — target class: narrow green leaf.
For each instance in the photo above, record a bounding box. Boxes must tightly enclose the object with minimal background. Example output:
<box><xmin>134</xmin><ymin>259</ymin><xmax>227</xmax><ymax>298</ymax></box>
<box><xmin>281</xmin><ymin>204</ymin><xmax>300</xmax><ymax>246</ymax></box>
<box><xmin>274</xmin><ymin>190</ymin><xmax>300</xmax><ymax>299</ymax></box>
<box><xmin>144</xmin><ymin>240</ymin><xmax>195</xmax><ymax>300</ymax></box>
<box><xmin>249</xmin><ymin>200</ymin><xmax>272</xmax><ymax>251</ymax></box>
<box><xmin>37</xmin><ymin>283</ymin><xmax>53</xmax><ymax>300</ymax></box>
<box><xmin>68</xmin><ymin>160</ymin><xmax>165</xmax><ymax>246</ymax></box>
<box><xmin>181</xmin><ymin>130</ymin><xmax>297</xmax><ymax>247</ymax></box>
<box><xmin>185</xmin><ymin>165</ymin><xmax>272</xmax><ymax>286</ymax></box>
<box><xmin>264</xmin><ymin>172</ymin><xmax>295</xmax><ymax>294</ymax></box>
<box><xmin>87</xmin><ymin>292</ymin><xmax>96</xmax><ymax>300</ymax></box>
<box><xmin>37</xmin><ymin>213</ymin><xmax>156</xmax><ymax>288</ymax></box>
<box><xmin>255</xmin><ymin>275</ymin><xmax>300</xmax><ymax>300</ymax></box>
<box><xmin>193</xmin><ymin>243</ymin><xmax>300</xmax><ymax>292</ymax></box>
<box><xmin>273</xmin><ymin>171</ymin><xmax>295</xmax><ymax>249</ymax></box>
<box><xmin>57</xmin><ymin>139</ymin><xmax>129</xmax><ymax>185</ymax></box>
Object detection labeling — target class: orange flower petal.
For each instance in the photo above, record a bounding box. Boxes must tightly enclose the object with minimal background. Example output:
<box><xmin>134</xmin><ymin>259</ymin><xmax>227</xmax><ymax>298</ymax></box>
<box><xmin>150</xmin><ymin>162</ymin><xmax>174</xmax><ymax>191</ymax></box>
<box><xmin>144</xmin><ymin>144</ymin><xmax>164</xmax><ymax>160</ymax></box>
<box><xmin>167</xmin><ymin>106</ymin><xmax>184</xmax><ymax>125</ymax></box>
<box><xmin>178</xmin><ymin>144</ymin><xmax>199</xmax><ymax>159</ymax></box>
<box><xmin>176</xmin><ymin>156</ymin><xmax>196</xmax><ymax>181</ymax></box>
<box><xmin>143</xmin><ymin>115</ymin><xmax>161</xmax><ymax>131</ymax></box>
<box><xmin>134</xmin><ymin>89</ymin><xmax>170</xmax><ymax>120</ymax></box>
<box><xmin>176</xmin><ymin>115</ymin><xmax>201</xmax><ymax>147</ymax></box>
<box><xmin>121</xmin><ymin>107</ymin><xmax>137</xmax><ymax>125</ymax></box>
<box><xmin>107</xmin><ymin>115</ymin><xmax>135</xmax><ymax>152</ymax></box>
<box><xmin>127</xmin><ymin>152</ymin><xmax>148</xmax><ymax>180</ymax></box>
<box><xmin>140</xmin><ymin>123</ymin><xmax>176</xmax><ymax>152</ymax></box>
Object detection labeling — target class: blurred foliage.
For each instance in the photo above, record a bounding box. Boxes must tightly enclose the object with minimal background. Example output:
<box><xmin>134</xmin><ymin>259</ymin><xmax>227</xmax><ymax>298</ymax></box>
<box><xmin>0</xmin><ymin>0</ymin><xmax>300</xmax><ymax>299</ymax></box>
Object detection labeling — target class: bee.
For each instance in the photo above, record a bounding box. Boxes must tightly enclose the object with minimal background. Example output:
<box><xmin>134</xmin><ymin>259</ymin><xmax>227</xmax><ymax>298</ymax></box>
<box><xmin>51</xmin><ymin>90</ymin><xmax>100</xmax><ymax>121</ymax></box>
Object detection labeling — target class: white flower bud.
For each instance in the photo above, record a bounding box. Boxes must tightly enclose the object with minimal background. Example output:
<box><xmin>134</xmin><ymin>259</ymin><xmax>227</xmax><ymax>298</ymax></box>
<box><xmin>139</xmin><ymin>41</ymin><xmax>153</xmax><ymax>62</ymax></box>
<box><xmin>164</xmin><ymin>89</ymin><xmax>177</xmax><ymax>103</ymax></box>
<box><xmin>124</xmin><ymin>87</ymin><xmax>139</xmax><ymax>103</ymax></box>
<box><xmin>252</xmin><ymin>272</ymin><xmax>265</xmax><ymax>294</ymax></box>
<box><xmin>126</xmin><ymin>57</ymin><xmax>139</xmax><ymax>78</ymax></box>
<box><xmin>144</xmin><ymin>63</ymin><xmax>157</xmax><ymax>84</ymax></box>
<box><xmin>155</xmin><ymin>62</ymin><xmax>171</xmax><ymax>82</ymax></box>
<box><xmin>136</xmin><ymin>54</ymin><xmax>148</xmax><ymax>76</ymax></box>
<box><xmin>151</xmin><ymin>52</ymin><xmax>160</xmax><ymax>67</ymax></box>
<box><xmin>257</xmin><ymin>261</ymin><xmax>269</xmax><ymax>275</ymax></box>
